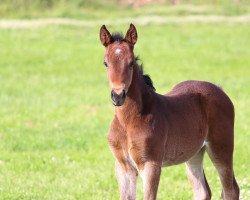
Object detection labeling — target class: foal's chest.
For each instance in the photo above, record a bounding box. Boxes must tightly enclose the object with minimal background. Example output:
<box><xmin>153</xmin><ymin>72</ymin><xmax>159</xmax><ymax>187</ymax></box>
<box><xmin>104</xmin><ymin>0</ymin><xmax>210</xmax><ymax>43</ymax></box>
<box><xmin>108</xmin><ymin>131</ymin><xmax>150</xmax><ymax>171</ymax></box>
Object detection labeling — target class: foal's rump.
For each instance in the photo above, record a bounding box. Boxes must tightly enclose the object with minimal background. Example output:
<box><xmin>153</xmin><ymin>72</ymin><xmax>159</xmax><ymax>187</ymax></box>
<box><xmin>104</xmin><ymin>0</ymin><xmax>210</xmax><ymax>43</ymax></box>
<box><xmin>168</xmin><ymin>80</ymin><xmax>234</xmax><ymax>123</ymax></box>
<box><xmin>162</xmin><ymin>80</ymin><xmax>235</xmax><ymax>166</ymax></box>
<box><xmin>169</xmin><ymin>80</ymin><xmax>235</xmax><ymax>126</ymax></box>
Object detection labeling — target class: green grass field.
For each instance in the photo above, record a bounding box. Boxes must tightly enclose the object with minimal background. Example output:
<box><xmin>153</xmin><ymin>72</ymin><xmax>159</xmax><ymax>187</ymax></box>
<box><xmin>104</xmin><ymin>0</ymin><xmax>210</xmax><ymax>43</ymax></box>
<box><xmin>0</xmin><ymin>9</ymin><xmax>250</xmax><ymax>200</ymax></box>
<box><xmin>1</xmin><ymin>0</ymin><xmax>250</xmax><ymax>19</ymax></box>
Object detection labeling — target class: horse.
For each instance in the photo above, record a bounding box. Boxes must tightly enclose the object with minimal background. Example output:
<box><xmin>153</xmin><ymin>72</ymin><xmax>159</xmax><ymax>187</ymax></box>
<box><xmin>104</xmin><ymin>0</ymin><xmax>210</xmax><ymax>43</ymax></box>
<box><xmin>99</xmin><ymin>24</ymin><xmax>239</xmax><ymax>200</ymax></box>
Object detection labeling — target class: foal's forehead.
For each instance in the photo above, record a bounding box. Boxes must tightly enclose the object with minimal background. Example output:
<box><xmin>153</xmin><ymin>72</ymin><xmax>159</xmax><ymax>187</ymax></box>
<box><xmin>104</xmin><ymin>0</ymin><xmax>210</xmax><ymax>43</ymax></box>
<box><xmin>106</xmin><ymin>42</ymin><xmax>133</xmax><ymax>61</ymax></box>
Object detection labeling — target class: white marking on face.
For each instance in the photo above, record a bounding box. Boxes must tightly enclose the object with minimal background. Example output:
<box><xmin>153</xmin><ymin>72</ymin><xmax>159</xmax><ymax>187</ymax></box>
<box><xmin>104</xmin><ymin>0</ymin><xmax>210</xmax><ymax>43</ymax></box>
<box><xmin>115</xmin><ymin>48</ymin><xmax>122</xmax><ymax>55</ymax></box>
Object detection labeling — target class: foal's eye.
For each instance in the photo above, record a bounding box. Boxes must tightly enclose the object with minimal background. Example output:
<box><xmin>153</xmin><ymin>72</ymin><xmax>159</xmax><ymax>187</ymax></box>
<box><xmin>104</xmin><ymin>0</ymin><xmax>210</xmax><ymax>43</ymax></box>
<box><xmin>103</xmin><ymin>61</ymin><xmax>108</xmax><ymax>67</ymax></box>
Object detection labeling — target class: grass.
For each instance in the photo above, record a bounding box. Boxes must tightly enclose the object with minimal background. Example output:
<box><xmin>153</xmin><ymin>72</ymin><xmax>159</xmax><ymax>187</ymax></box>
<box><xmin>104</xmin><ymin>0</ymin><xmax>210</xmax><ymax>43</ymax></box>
<box><xmin>0</xmin><ymin>0</ymin><xmax>250</xmax><ymax>18</ymax></box>
<box><xmin>0</xmin><ymin>22</ymin><xmax>250</xmax><ymax>199</ymax></box>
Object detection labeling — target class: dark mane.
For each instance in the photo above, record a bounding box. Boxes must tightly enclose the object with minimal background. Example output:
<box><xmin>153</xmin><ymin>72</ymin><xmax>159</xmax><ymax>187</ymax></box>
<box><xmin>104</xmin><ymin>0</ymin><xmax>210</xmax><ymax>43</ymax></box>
<box><xmin>135</xmin><ymin>57</ymin><xmax>156</xmax><ymax>91</ymax></box>
<box><xmin>111</xmin><ymin>32</ymin><xmax>124</xmax><ymax>43</ymax></box>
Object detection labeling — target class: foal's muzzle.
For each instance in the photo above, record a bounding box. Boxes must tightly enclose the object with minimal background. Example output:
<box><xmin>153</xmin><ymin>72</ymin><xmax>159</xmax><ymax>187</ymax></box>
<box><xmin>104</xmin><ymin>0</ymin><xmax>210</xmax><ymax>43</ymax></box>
<box><xmin>111</xmin><ymin>89</ymin><xmax>126</xmax><ymax>106</ymax></box>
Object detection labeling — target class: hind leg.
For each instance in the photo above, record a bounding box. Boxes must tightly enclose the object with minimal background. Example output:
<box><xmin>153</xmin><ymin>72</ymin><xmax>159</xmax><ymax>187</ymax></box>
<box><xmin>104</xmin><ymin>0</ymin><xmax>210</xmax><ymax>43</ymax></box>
<box><xmin>206</xmin><ymin>140</ymin><xmax>239</xmax><ymax>200</ymax></box>
<box><xmin>186</xmin><ymin>146</ymin><xmax>211</xmax><ymax>200</ymax></box>
<box><xmin>204</xmin><ymin>87</ymin><xmax>240</xmax><ymax>199</ymax></box>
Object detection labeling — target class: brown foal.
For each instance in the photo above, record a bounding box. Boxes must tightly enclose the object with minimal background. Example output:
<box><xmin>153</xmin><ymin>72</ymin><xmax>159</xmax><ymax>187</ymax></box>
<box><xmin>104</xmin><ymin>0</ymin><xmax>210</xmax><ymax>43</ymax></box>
<box><xmin>99</xmin><ymin>24</ymin><xmax>239</xmax><ymax>200</ymax></box>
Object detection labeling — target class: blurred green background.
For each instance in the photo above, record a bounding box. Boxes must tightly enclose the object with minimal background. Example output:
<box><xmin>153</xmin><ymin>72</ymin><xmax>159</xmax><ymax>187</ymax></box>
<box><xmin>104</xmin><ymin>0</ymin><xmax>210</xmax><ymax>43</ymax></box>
<box><xmin>0</xmin><ymin>0</ymin><xmax>250</xmax><ymax>18</ymax></box>
<box><xmin>0</xmin><ymin>0</ymin><xmax>250</xmax><ymax>199</ymax></box>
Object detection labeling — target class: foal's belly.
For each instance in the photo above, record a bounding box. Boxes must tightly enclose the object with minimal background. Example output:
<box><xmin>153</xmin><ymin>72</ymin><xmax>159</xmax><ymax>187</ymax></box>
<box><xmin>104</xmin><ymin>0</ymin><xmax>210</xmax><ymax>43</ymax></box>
<box><xmin>162</xmin><ymin>140</ymin><xmax>205</xmax><ymax>167</ymax></box>
<box><xmin>162</xmin><ymin>124</ymin><xmax>208</xmax><ymax>167</ymax></box>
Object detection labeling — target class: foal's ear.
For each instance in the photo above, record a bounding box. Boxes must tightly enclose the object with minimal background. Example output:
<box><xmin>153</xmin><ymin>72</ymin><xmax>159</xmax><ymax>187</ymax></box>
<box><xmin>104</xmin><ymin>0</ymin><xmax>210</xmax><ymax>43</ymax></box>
<box><xmin>125</xmin><ymin>24</ymin><xmax>137</xmax><ymax>46</ymax></box>
<box><xmin>100</xmin><ymin>25</ymin><xmax>111</xmax><ymax>47</ymax></box>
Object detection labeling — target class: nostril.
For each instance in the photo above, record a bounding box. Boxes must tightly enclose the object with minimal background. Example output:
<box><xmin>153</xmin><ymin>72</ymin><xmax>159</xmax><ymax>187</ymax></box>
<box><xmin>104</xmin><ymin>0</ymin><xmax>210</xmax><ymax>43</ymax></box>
<box><xmin>122</xmin><ymin>90</ymin><xmax>126</xmax><ymax>98</ymax></box>
<box><xmin>111</xmin><ymin>90</ymin><xmax>115</xmax><ymax>99</ymax></box>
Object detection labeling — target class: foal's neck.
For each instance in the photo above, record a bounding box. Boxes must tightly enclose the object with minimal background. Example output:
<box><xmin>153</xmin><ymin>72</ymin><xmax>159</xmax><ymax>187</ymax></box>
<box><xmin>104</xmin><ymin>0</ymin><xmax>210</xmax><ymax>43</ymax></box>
<box><xmin>115</xmin><ymin>65</ymin><xmax>152</xmax><ymax>127</ymax></box>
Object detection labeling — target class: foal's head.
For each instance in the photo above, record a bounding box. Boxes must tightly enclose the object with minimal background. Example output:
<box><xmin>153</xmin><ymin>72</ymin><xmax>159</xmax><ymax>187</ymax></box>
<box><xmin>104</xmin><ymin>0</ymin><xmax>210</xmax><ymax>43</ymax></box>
<box><xmin>100</xmin><ymin>24</ymin><xmax>137</xmax><ymax>106</ymax></box>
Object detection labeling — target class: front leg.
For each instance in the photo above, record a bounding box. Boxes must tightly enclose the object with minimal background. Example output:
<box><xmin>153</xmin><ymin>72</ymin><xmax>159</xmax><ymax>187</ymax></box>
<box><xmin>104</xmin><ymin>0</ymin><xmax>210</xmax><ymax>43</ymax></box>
<box><xmin>115</xmin><ymin>160</ymin><xmax>138</xmax><ymax>200</ymax></box>
<box><xmin>108</xmin><ymin>116</ymin><xmax>138</xmax><ymax>199</ymax></box>
<box><xmin>140</xmin><ymin>162</ymin><xmax>161</xmax><ymax>200</ymax></box>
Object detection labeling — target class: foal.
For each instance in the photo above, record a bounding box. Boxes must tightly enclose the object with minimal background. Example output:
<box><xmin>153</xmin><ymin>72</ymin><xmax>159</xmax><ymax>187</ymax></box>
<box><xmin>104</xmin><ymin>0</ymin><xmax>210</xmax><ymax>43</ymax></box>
<box><xmin>100</xmin><ymin>24</ymin><xmax>239</xmax><ymax>200</ymax></box>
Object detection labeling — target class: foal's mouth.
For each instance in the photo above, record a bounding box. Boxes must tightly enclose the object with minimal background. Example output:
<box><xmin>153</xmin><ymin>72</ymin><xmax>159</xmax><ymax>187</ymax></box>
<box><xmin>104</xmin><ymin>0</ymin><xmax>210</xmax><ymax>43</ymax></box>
<box><xmin>111</xmin><ymin>89</ymin><xmax>126</xmax><ymax>106</ymax></box>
